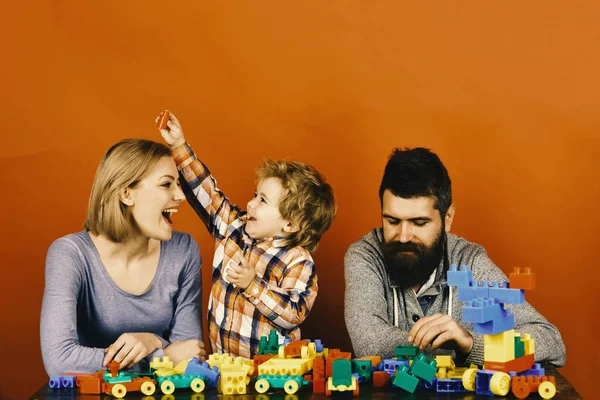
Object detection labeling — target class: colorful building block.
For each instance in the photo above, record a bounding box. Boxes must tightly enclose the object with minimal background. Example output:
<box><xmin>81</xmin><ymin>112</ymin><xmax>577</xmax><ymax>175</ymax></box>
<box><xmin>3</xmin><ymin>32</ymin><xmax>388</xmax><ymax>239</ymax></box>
<box><xmin>488</xmin><ymin>282</ymin><xmax>525</xmax><ymax>304</ymax></box>
<box><xmin>484</xmin><ymin>329</ymin><xmax>516</xmax><ymax>362</ymax></box>
<box><xmin>514</xmin><ymin>335</ymin><xmax>525</xmax><ymax>358</ymax></box>
<box><xmin>509</xmin><ymin>267</ymin><xmax>536</xmax><ymax>290</ymax></box>
<box><xmin>447</xmin><ymin>264</ymin><xmax>473</xmax><ymax>286</ymax></box>
<box><xmin>410</xmin><ymin>354</ymin><xmax>437</xmax><ymax>383</ymax></box>
<box><xmin>484</xmin><ymin>353</ymin><xmax>534</xmax><ymax>374</ymax></box>
<box><xmin>522</xmin><ymin>333</ymin><xmax>535</xmax><ymax>355</ymax></box>
<box><xmin>392</xmin><ymin>365</ymin><xmax>419</xmax><ymax>393</ymax></box>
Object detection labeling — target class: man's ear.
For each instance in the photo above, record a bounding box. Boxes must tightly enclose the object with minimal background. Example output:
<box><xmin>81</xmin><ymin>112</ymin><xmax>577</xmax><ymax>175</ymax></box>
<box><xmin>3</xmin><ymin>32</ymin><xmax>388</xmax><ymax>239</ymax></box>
<box><xmin>283</xmin><ymin>221</ymin><xmax>299</xmax><ymax>234</ymax></box>
<box><xmin>120</xmin><ymin>188</ymin><xmax>135</xmax><ymax>206</ymax></box>
<box><xmin>444</xmin><ymin>204</ymin><xmax>456</xmax><ymax>232</ymax></box>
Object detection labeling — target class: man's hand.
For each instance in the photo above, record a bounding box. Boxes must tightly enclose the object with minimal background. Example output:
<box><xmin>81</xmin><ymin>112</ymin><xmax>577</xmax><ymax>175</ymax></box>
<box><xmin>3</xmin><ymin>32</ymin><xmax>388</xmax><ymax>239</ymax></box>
<box><xmin>103</xmin><ymin>332</ymin><xmax>162</xmax><ymax>369</ymax></box>
<box><xmin>226</xmin><ymin>258</ymin><xmax>256</xmax><ymax>290</ymax></box>
<box><xmin>156</xmin><ymin>110</ymin><xmax>186</xmax><ymax>149</ymax></box>
<box><xmin>164</xmin><ymin>340</ymin><xmax>207</xmax><ymax>365</ymax></box>
<box><xmin>407</xmin><ymin>314</ymin><xmax>473</xmax><ymax>355</ymax></box>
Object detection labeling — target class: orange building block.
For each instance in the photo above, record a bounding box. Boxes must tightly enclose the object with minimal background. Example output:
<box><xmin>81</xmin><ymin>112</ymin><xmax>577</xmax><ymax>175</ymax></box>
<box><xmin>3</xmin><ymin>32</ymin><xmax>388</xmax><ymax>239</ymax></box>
<box><xmin>252</xmin><ymin>354</ymin><xmax>274</xmax><ymax>376</ymax></box>
<box><xmin>484</xmin><ymin>353</ymin><xmax>534</xmax><ymax>373</ymax></box>
<box><xmin>509</xmin><ymin>267</ymin><xmax>536</xmax><ymax>290</ymax></box>
<box><xmin>511</xmin><ymin>375</ymin><xmax>556</xmax><ymax>399</ymax></box>
<box><xmin>157</xmin><ymin>110</ymin><xmax>170</xmax><ymax>130</ymax></box>
<box><xmin>373</xmin><ymin>371</ymin><xmax>391</xmax><ymax>387</ymax></box>
<box><xmin>313</xmin><ymin>356</ymin><xmax>326</xmax><ymax>393</ymax></box>
<box><xmin>357</xmin><ymin>355</ymin><xmax>382</xmax><ymax>368</ymax></box>
<box><xmin>325</xmin><ymin>350</ymin><xmax>352</xmax><ymax>377</ymax></box>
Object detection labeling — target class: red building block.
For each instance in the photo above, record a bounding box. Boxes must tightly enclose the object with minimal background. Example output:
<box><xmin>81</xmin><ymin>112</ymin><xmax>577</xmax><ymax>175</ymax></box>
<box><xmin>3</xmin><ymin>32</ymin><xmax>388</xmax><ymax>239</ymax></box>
<box><xmin>373</xmin><ymin>371</ymin><xmax>391</xmax><ymax>387</ymax></box>
<box><xmin>509</xmin><ymin>267</ymin><xmax>536</xmax><ymax>290</ymax></box>
<box><xmin>484</xmin><ymin>353</ymin><xmax>534</xmax><ymax>373</ymax></box>
<box><xmin>313</xmin><ymin>356</ymin><xmax>326</xmax><ymax>393</ymax></box>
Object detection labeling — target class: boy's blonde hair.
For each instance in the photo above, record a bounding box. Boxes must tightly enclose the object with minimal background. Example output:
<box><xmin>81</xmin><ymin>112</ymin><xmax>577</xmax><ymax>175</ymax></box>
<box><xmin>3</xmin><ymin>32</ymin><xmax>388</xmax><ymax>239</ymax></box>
<box><xmin>84</xmin><ymin>139</ymin><xmax>172</xmax><ymax>243</ymax></box>
<box><xmin>256</xmin><ymin>160</ymin><xmax>337</xmax><ymax>253</ymax></box>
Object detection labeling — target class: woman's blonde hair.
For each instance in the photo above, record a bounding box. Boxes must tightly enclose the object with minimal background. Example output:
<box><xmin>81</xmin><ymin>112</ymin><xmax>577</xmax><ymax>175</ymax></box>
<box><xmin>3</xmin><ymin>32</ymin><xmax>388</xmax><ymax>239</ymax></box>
<box><xmin>256</xmin><ymin>160</ymin><xmax>337</xmax><ymax>253</ymax></box>
<box><xmin>84</xmin><ymin>139</ymin><xmax>172</xmax><ymax>242</ymax></box>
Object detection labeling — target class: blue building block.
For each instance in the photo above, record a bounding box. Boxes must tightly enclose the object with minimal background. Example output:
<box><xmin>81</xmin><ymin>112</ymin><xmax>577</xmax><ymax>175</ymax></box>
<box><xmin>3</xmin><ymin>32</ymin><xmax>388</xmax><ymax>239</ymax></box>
<box><xmin>423</xmin><ymin>378</ymin><xmax>437</xmax><ymax>390</ymax></box>
<box><xmin>473</xmin><ymin>313</ymin><xmax>515</xmax><ymax>335</ymax></box>
<box><xmin>462</xmin><ymin>298</ymin><xmax>505</xmax><ymax>323</ymax></box>
<box><xmin>519</xmin><ymin>363</ymin><xmax>545</xmax><ymax>377</ymax></box>
<box><xmin>488</xmin><ymin>282</ymin><xmax>525</xmax><ymax>304</ymax></box>
<box><xmin>383</xmin><ymin>359</ymin><xmax>409</xmax><ymax>377</ymax></box>
<box><xmin>475</xmin><ymin>370</ymin><xmax>495</xmax><ymax>396</ymax></box>
<box><xmin>447</xmin><ymin>265</ymin><xmax>473</xmax><ymax>287</ymax></box>
<box><xmin>49</xmin><ymin>377</ymin><xmax>62</xmax><ymax>389</ymax></box>
<box><xmin>436</xmin><ymin>378</ymin><xmax>467</xmax><ymax>393</ymax></box>
<box><xmin>315</xmin><ymin>339</ymin><xmax>324</xmax><ymax>352</ymax></box>
<box><xmin>60</xmin><ymin>376</ymin><xmax>76</xmax><ymax>388</ymax></box>
<box><xmin>184</xmin><ymin>358</ymin><xmax>220</xmax><ymax>387</ymax></box>
<box><xmin>457</xmin><ymin>281</ymin><xmax>490</xmax><ymax>301</ymax></box>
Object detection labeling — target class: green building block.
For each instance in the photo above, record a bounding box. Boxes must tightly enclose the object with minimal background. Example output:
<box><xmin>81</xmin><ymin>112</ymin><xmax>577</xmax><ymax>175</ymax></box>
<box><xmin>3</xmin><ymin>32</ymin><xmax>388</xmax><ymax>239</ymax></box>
<box><xmin>392</xmin><ymin>365</ymin><xmax>419</xmax><ymax>393</ymax></box>
<box><xmin>410</xmin><ymin>353</ymin><xmax>437</xmax><ymax>383</ymax></box>
<box><xmin>332</xmin><ymin>359</ymin><xmax>353</xmax><ymax>387</ymax></box>
<box><xmin>351</xmin><ymin>359</ymin><xmax>372</xmax><ymax>383</ymax></box>
<box><xmin>394</xmin><ymin>345</ymin><xmax>419</xmax><ymax>360</ymax></box>
<box><xmin>514</xmin><ymin>336</ymin><xmax>525</xmax><ymax>358</ymax></box>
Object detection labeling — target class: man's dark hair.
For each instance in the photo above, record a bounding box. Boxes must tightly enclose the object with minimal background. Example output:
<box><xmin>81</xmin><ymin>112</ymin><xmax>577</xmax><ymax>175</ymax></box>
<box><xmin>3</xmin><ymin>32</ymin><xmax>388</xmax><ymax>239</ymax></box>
<box><xmin>379</xmin><ymin>147</ymin><xmax>452</xmax><ymax>218</ymax></box>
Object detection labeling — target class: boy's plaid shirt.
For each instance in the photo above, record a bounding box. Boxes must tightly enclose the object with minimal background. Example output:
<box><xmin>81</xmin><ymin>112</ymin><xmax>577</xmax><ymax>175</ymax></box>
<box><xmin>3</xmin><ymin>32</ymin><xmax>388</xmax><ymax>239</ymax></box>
<box><xmin>172</xmin><ymin>143</ymin><xmax>318</xmax><ymax>358</ymax></box>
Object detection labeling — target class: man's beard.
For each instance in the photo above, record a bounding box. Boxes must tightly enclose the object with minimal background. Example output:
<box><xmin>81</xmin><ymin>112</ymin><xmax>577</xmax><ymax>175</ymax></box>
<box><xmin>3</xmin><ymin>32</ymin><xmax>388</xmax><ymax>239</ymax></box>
<box><xmin>381</xmin><ymin>231</ymin><xmax>445</xmax><ymax>290</ymax></box>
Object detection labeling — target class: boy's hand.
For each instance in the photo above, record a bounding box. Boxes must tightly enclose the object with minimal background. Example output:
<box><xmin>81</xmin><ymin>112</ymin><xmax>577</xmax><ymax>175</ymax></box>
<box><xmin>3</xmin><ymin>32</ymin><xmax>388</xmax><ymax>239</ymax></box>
<box><xmin>156</xmin><ymin>110</ymin><xmax>186</xmax><ymax>149</ymax></box>
<box><xmin>103</xmin><ymin>332</ymin><xmax>162</xmax><ymax>369</ymax></box>
<box><xmin>226</xmin><ymin>258</ymin><xmax>256</xmax><ymax>290</ymax></box>
<box><xmin>164</xmin><ymin>339</ymin><xmax>206</xmax><ymax>365</ymax></box>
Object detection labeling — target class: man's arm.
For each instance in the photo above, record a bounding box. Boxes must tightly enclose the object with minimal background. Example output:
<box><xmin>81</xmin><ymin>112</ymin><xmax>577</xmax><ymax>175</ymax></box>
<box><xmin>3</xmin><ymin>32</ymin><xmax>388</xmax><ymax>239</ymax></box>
<box><xmin>344</xmin><ymin>241</ymin><xmax>410</xmax><ymax>358</ymax></box>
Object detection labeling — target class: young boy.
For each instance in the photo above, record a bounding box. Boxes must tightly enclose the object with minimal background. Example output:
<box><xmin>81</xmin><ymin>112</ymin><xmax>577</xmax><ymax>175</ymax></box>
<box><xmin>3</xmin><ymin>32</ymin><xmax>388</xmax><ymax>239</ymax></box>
<box><xmin>157</xmin><ymin>111</ymin><xmax>337</xmax><ymax>358</ymax></box>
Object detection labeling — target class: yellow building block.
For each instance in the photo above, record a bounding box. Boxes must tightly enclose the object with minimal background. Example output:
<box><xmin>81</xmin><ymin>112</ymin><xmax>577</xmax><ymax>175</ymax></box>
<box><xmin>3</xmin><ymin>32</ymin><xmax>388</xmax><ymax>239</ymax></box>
<box><xmin>484</xmin><ymin>329</ymin><xmax>515</xmax><ymax>362</ymax></box>
<box><xmin>208</xmin><ymin>353</ymin><xmax>233</xmax><ymax>370</ymax></box>
<box><xmin>522</xmin><ymin>333</ymin><xmax>535</xmax><ymax>355</ymax></box>
<box><xmin>258</xmin><ymin>357</ymin><xmax>313</xmax><ymax>376</ymax></box>
<box><xmin>174</xmin><ymin>359</ymin><xmax>191</xmax><ymax>374</ymax></box>
<box><xmin>221</xmin><ymin>371</ymin><xmax>249</xmax><ymax>395</ymax></box>
<box><xmin>435</xmin><ymin>355</ymin><xmax>455</xmax><ymax>378</ymax></box>
<box><xmin>150</xmin><ymin>356</ymin><xmax>174</xmax><ymax>370</ymax></box>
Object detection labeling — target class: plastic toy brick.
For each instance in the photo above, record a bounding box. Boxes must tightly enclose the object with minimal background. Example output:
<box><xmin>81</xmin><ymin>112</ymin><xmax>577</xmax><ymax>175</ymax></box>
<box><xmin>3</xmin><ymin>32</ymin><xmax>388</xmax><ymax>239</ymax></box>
<box><xmin>391</xmin><ymin>365</ymin><xmax>419</xmax><ymax>393</ymax></box>
<box><xmin>522</xmin><ymin>333</ymin><xmax>535</xmax><ymax>355</ymax></box>
<box><xmin>488</xmin><ymin>282</ymin><xmax>525</xmax><ymax>304</ymax></box>
<box><xmin>220</xmin><ymin>371</ymin><xmax>248</xmax><ymax>395</ymax></box>
<box><xmin>150</xmin><ymin>356</ymin><xmax>174</xmax><ymax>370</ymax></box>
<box><xmin>447</xmin><ymin>264</ymin><xmax>473</xmax><ymax>287</ymax></box>
<box><xmin>156</xmin><ymin>374</ymin><xmax>208</xmax><ymax>395</ymax></box>
<box><xmin>511</xmin><ymin>375</ymin><xmax>556</xmax><ymax>399</ymax></box>
<box><xmin>394</xmin><ymin>345</ymin><xmax>419</xmax><ymax>359</ymax></box>
<box><xmin>258</xmin><ymin>330</ymin><xmax>281</xmax><ymax>355</ymax></box>
<box><xmin>157</xmin><ymin>110</ymin><xmax>170</xmax><ymax>130</ymax></box>
<box><xmin>356</xmin><ymin>355</ymin><xmax>382</xmax><ymax>368</ymax></box>
<box><xmin>351</xmin><ymin>359</ymin><xmax>372</xmax><ymax>383</ymax></box>
<box><xmin>325</xmin><ymin>350</ymin><xmax>351</xmax><ymax>377</ymax></box>
<box><xmin>462</xmin><ymin>298</ymin><xmax>507</xmax><ymax>323</ymax></box>
<box><xmin>474</xmin><ymin>370</ymin><xmax>495</xmax><ymax>396</ymax></box>
<box><xmin>435</xmin><ymin>355</ymin><xmax>455</xmax><ymax>378</ymax></box>
<box><xmin>473</xmin><ymin>312</ymin><xmax>515</xmax><ymax>335</ymax></box>
<box><xmin>436</xmin><ymin>378</ymin><xmax>467</xmax><ymax>393</ymax></box>
<box><xmin>509</xmin><ymin>267</ymin><xmax>536</xmax><ymax>290</ymax></box>
<box><xmin>484</xmin><ymin>329</ymin><xmax>516</xmax><ymax>362</ymax></box>
<box><xmin>253</xmin><ymin>354</ymin><xmax>275</xmax><ymax>377</ymax></box>
<box><xmin>484</xmin><ymin>353</ymin><xmax>534</xmax><ymax>374</ymax></box>
<box><xmin>514</xmin><ymin>335</ymin><xmax>525</xmax><ymax>358</ymax></box>
<box><xmin>372</xmin><ymin>371</ymin><xmax>390</xmax><ymax>387</ymax></box>
<box><xmin>255</xmin><ymin>374</ymin><xmax>309</xmax><ymax>394</ymax></box>
<box><xmin>184</xmin><ymin>358</ymin><xmax>220</xmax><ymax>387</ymax></box>
<box><xmin>457</xmin><ymin>281</ymin><xmax>490</xmax><ymax>301</ymax></box>
<box><xmin>314</xmin><ymin>339</ymin><xmax>324</xmax><ymax>352</ymax></box>
<box><xmin>383</xmin><ymin>359</ymin><xmax>409</xmax><ymax>377</ymax></box>
<box><xmin>410</xmin><ymin>353</ymin><xmax>437</xmax><ymax>383</ymax></box>
<box><xmin>518</xmin><ymin>363</ymin><xmax>545</xmax><ymax>377</ymax></box>
<box><xmin>331</xmin><ymin>359</ymin><xmax>353</xmax><ymax>387</ymax></box>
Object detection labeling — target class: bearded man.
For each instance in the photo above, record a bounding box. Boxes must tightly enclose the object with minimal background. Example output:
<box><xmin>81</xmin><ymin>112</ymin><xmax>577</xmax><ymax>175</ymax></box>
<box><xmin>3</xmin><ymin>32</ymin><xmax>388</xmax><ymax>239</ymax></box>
<box><xmin>344</xmin><ymin>148</ymin><xmax>566</xmax><ymax>366</ymax></box>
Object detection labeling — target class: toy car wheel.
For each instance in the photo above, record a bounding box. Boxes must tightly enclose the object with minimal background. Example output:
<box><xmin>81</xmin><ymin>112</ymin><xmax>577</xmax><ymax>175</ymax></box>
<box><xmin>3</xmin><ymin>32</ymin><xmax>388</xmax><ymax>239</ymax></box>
<box><xmin>191</xmin><ymin>378</ymin><xmax>206</xmax><ymax>393</ymax></box>
<box><xmin>511</xmin><ymin>379</ymin><xmax>530</xmax><ymax>399</ymax></box>
<box><xmin>490</xmin><ymin>372</ymin><xmax>511</xmax><ymax>396</ymax></box>
<box><xmin>462</xmin><ymin>368</ymin><xmax>477</xmax><ymax>391</ymax></box>
<box><xmin>255</xmin><ymin>378</ymin><xmax>270</xmax><ymax>393</ymax></box>
<box><xmin>538</xmin><ymin>381</ymin><xmax>557</xmax><ymax>399</ymax></box>
<box><xmin>284</xmin><ymin>380</ymin><xmax>299</xmax><ymax>394</ymax></box>
<box><xmin>111</xmin><ymin>383</ymin><xmax>127</xmax><ymax>398</ymax></box>
<box><xmin>161</xmin><ymin>380</ymin><xmax>176</xmax><ymax>395</ymax></box>
<box><xmin>140</xmin><ymin>381</ymin><xmax>156</xmax><ymax>395</ymax></box>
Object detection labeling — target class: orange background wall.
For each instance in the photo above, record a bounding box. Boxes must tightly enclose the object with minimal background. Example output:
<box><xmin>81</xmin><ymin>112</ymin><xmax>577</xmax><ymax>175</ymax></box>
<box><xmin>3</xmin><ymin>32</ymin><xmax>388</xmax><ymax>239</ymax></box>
<box><xmin>1</xmin><ymin>2</ymin><xmax>598</xmax><ymax>399</ymax></box>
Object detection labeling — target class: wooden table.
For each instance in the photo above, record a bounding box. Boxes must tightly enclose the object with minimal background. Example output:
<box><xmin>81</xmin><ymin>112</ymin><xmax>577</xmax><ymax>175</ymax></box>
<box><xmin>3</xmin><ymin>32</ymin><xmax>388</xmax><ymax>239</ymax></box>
<box><xmin>29</xmin><ymin>367</ymin><xmax>582</xmax><ymax>400</ymax></box>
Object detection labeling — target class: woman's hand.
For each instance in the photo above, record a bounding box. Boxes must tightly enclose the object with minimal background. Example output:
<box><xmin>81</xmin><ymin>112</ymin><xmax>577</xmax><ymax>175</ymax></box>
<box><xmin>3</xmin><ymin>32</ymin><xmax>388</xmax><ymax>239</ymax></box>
<box><xmin>103</xmin><ymin>332</ymin><xmax>162</xmax><ymax>369</ymax></box>
<box><xmin>164</xmin><ymin>339</ymin><xmax>207</xmax><ymax>365</ymax></box>
<box><xmin>156</xmin><ymin>110</ymin><xmax>187</xmax><ymax>149</ymax></box>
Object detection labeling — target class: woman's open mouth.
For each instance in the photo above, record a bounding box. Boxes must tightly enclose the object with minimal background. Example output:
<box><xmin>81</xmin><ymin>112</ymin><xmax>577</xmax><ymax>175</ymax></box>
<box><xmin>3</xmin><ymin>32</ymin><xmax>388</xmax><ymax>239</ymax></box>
<box><xmin>162</xmin><ymin>208</ymin><xmax>178</xmax><ymax>225</ymax></box>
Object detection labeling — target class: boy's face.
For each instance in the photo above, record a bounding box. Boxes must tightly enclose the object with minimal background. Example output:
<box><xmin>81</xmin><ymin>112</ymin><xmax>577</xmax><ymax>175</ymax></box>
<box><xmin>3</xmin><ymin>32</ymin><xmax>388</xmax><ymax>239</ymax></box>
<box><xmin>246</xmin><ymin>177</ymin><xmax>292</xmax><ymax>240</ymax></box>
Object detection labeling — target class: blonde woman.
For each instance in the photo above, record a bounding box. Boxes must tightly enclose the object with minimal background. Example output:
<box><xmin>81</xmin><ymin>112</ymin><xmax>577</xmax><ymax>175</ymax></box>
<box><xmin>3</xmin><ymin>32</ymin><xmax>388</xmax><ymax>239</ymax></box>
<box><xmin>41</xmin><ymin>139</ymin><xmax>205</xmax><ymax>377</ymax></box>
